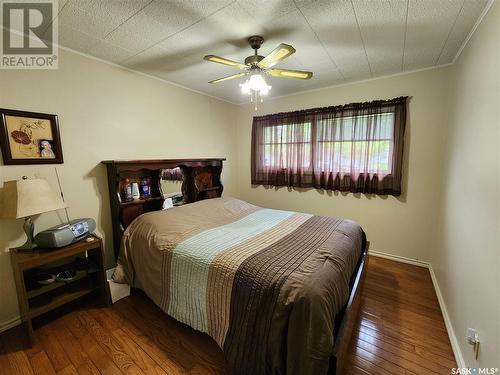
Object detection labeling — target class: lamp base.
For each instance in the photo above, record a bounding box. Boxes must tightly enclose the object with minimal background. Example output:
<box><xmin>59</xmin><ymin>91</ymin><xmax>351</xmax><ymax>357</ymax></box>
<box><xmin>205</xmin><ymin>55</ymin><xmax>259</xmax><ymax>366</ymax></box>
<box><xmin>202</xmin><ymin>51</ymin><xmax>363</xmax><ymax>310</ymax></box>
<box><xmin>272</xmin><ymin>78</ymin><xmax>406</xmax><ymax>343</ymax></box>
<box><xmin>14</xmin><ymin>216</ymin><xmax>38</xmax><ymax>252</ymax></box>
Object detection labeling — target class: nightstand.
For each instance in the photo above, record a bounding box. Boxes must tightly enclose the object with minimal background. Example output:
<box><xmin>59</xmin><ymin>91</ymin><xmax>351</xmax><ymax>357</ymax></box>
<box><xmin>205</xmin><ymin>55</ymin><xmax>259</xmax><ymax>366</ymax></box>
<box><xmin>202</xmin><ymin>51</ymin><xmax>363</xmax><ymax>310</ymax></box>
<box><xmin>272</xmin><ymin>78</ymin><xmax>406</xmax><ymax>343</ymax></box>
<box><xmin>10</xmin><ymin>235</ymin><xmax>109</xmax><ymax>345</ymax></box>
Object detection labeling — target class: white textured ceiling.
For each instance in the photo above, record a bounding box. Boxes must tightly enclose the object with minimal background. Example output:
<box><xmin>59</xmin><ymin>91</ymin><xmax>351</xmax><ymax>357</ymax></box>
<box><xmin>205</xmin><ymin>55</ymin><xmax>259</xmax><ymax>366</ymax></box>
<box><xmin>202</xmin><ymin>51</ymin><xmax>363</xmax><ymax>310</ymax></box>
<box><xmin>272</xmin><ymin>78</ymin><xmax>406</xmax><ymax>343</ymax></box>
<box><xmin>48</xmin><ymin>0</ymin><xmax>489</xmax><ymax>103</ymax></box>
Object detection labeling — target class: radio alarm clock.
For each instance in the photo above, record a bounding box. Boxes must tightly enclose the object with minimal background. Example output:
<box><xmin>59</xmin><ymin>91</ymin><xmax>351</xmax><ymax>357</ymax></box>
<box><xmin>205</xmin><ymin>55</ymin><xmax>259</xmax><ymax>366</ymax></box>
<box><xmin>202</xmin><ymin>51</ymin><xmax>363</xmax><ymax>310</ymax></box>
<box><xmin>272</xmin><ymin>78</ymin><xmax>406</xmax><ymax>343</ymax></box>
<box><xmin>34</xmin><ymin>218</ymin><xmax>96</xmax><ymax>248</ymax></box>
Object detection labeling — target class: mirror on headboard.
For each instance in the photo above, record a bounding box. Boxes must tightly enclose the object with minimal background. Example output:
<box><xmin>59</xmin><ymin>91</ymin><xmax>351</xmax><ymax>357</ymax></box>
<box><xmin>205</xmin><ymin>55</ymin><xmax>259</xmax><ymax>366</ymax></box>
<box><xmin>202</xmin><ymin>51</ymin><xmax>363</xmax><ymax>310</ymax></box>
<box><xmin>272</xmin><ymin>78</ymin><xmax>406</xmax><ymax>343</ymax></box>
<box><xmin>102</xmin><ymin>158</ymin><xmax>225</xmax><ymax>260</ymax></box>
<box><xmin>161</xmin><ymin>167</ymin><xmax>183</xmax><ymax>195</ymax></box>
<box><xmin>161</xmin><ymin>167</ymin><xmax>183</xmax><ymax>206</ymax></box>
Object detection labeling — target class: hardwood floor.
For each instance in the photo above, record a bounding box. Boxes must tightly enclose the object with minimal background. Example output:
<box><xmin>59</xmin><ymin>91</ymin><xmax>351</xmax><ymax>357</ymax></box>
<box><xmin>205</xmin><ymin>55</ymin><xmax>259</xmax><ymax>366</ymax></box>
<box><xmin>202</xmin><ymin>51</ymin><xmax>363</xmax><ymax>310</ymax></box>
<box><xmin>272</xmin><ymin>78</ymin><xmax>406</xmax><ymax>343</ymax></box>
<box><xmin>0</xmin><ymin>256</ymin><xmax>456</xmax><ymax>375</ymax></box>
<box><xmin>344</xmin><ymin>257</ymin><xmax>456</xmax><ymax>375</ymax></box>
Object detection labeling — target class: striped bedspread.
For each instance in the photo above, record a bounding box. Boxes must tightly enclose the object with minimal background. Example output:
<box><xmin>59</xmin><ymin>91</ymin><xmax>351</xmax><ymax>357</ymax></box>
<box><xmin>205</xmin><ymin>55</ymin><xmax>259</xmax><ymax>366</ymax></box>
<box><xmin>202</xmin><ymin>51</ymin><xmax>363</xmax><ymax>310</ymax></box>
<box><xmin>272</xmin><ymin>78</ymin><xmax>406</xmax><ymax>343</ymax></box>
<box><xmin>114</xmin><ymin>197</ymin><xmax>364</xmax><ymax>375</ymax></box>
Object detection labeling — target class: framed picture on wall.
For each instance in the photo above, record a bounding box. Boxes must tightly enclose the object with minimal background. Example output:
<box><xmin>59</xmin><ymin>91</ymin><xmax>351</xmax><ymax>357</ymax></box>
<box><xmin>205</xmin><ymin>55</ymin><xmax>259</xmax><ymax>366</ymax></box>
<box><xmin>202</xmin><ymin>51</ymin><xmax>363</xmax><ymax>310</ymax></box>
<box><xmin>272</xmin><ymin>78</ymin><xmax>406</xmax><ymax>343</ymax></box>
<box><xmin>0</xmin><ymin>109</ymin><xmax>64</xmax><ymax>165</ymax></box>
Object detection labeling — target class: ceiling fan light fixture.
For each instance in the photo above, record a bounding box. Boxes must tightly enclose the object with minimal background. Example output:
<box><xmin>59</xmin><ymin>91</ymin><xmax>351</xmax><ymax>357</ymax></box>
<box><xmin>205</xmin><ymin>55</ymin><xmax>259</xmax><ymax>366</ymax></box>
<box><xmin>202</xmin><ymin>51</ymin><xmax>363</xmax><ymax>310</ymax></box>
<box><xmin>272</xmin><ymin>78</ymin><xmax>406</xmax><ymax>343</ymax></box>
<box><xmin>240</xmin><ymin>73</ymin><xmax>272</xmax><ymax>110</ymax></box>
<box><xmin>240</xmin><ymin>73</ymin><xmax>272</xmax><ymax>96</ymax></box>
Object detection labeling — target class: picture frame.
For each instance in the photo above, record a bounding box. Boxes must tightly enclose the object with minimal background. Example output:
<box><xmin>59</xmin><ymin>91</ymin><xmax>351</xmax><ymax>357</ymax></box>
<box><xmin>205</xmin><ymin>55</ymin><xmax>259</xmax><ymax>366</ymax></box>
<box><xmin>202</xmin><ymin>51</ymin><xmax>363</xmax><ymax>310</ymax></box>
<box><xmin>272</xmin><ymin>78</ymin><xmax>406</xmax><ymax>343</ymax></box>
<box><xmin>0</xmin><ymin>108</ymin><xmax>63</xmax><ymax>165</ymax></box>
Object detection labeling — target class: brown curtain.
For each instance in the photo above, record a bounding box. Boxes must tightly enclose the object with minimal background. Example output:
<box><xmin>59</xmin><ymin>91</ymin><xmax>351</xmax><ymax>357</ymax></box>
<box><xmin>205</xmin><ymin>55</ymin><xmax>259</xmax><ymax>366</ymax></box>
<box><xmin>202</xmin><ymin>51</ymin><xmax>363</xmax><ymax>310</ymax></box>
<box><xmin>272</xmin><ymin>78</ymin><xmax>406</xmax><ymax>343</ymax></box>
<box><xmin>251</xmin><ymin>96</ymin><xmax>407</xmax><ymax>196</ymax></box>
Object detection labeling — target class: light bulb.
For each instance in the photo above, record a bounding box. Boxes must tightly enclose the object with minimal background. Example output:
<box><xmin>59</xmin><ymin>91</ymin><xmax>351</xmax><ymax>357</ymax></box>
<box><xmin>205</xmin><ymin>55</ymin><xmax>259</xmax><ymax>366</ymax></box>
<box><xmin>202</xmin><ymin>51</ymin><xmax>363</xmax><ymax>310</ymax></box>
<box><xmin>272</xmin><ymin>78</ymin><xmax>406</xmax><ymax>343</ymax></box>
<box><xmin>240</xmin><ymin>73</ymin><xmax>271</xmax><ymax>97</ymax></box>
<box><xmin>239</xmin><ymin>72</ymin><xmax>272</xmax><ymax>109</ymax></box>
<box><xmin>240</xmin><ymin>80</ymin><xmax>250</xmax><ymax>95</ymax></box>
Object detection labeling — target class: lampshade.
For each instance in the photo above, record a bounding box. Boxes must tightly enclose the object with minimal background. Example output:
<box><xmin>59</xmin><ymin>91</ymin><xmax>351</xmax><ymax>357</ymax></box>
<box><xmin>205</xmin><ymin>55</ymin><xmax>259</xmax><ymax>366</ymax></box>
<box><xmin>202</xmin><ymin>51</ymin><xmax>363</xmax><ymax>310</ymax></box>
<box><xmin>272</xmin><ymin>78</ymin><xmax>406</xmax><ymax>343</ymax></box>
<box><xmin>0</xmin><ymin>178</ymin><xmax>68</xmax><ymax>219</ymax></box>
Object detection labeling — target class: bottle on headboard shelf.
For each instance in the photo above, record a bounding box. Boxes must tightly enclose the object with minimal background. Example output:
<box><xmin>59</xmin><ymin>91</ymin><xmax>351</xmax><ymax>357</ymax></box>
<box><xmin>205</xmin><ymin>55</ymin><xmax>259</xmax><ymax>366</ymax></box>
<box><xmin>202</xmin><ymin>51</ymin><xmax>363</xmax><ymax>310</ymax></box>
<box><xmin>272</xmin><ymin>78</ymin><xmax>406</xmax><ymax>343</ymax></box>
<box><xmin>131</xmin><ymin>182</ymin><xmax>140</xmax><ymax>200</ymax></box>
<box><xmin>140</xmin><ymin>178</ymin><xmax>151</xmax><ymax>198</ymax></box>
<box><xmin>123</xmin><ymin>178</ymin><xmax>133</xmax><ymax>201</ymax></box>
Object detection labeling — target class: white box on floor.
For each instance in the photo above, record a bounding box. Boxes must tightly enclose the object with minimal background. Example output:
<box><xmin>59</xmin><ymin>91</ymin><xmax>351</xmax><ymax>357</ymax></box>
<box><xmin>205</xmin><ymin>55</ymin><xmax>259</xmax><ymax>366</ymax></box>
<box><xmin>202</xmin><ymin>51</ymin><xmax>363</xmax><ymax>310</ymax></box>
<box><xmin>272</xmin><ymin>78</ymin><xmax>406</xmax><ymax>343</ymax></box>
<box><xmin>106</xmin><ymin>267</ymin><xmax>130</xmax><ymax>303</ymax></box>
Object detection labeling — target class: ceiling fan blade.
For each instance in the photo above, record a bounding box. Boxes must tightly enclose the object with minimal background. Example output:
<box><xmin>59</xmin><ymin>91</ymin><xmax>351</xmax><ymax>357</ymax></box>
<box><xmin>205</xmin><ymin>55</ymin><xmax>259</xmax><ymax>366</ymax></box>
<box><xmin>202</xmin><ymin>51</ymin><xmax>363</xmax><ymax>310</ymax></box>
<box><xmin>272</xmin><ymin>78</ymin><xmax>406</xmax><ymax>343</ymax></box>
<box><xmin>257</xmin><ymin>43</ymin><xmax>296</xmax><ymax>69</ymax></box>
<box><xmin>204</xmin><ymin>55</ymin><xmax>248</xmax><ymax>70</ymax></box>
<box><xmin>268</xmin><ymin>68</ymin><xmax>313</xmax><ymax>80</ymax></box>
<box><xmin>208</xmin><ymin>72</ymin><xmax>246</xmax><ymax>84</ymax></box>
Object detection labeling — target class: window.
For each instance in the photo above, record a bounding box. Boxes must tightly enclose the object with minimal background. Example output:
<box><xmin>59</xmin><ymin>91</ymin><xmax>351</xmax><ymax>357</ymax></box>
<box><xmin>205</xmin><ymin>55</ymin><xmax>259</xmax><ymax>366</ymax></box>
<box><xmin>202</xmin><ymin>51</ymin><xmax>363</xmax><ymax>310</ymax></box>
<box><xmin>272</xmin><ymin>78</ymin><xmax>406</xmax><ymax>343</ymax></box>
<box><xmin>315</xmin><ymin>112</ymin><xmax>394</xmax><ymax>175</ymax></box>
<box><xmin>251</xmin><ymin>97</ymin><xmax>407</xmax><ymax>196</ymax></box>
<box><xmin>262</xmin><ymin>122</ymin><xmax>312</xmax><ymax>169</ymax></box>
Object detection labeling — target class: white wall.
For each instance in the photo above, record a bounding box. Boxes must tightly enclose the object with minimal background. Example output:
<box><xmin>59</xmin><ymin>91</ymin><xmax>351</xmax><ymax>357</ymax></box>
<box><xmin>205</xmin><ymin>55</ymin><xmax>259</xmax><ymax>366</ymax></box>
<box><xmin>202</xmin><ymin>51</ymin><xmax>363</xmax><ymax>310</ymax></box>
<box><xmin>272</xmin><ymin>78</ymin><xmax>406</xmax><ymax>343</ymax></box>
<box><xmin>236</xmin><ymin>67</ymin><xmax>451</xmax><ymax>261</ymax></box>
<box><xmin>0</xmin><ymin>48</ymin><xmax>238</xmax><ymax>329</ymax></box>
<box><xmin>432</xmin><ymin>2</ymin><xmax>499</xmax><ymax>368</ymax></box>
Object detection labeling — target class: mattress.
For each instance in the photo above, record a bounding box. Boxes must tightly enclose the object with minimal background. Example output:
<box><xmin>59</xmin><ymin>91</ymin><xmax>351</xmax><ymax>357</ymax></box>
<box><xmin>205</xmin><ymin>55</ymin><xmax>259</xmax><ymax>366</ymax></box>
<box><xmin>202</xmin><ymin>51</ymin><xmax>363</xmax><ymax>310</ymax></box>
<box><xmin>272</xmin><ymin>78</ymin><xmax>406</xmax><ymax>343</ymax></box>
<box><xmin>113</xmin><ymin>197</ymin><xmax>364</xmax><ymax>375</ymax></box>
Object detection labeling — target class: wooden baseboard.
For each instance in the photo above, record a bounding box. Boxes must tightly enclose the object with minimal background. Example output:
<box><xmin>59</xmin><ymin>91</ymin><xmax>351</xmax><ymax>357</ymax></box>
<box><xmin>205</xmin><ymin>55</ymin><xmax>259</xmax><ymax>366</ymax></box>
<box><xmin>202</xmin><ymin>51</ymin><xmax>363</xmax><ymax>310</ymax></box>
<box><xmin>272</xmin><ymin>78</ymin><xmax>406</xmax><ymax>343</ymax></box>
<box><xmin>0</xmin><ymin>316</ymin><xmax>21</xmax><ymax>333</ymax></box>
<box><xmin>428</xmin><ymin>264</ymin><xmax>466</xmax><ymax>369</ymax></box>
<box><xmin>368</xmin><ymin>249</ymin><xmax>429</xmax><ymax>268</ymax></box>
<box><xmin>368</xmin><ymin>249</ymin><xmax>465</xmax><ymax>369</ymax></box>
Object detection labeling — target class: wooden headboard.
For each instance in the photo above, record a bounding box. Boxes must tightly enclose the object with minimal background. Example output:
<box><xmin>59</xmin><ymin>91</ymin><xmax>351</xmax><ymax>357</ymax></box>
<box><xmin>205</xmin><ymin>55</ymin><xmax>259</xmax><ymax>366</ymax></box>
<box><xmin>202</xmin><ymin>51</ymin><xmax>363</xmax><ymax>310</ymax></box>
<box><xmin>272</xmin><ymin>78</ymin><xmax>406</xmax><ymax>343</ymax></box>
<box><xmin>102</xmin><ymin>158</ymin><xmax>225</xmax><ymax>260</ymax></box>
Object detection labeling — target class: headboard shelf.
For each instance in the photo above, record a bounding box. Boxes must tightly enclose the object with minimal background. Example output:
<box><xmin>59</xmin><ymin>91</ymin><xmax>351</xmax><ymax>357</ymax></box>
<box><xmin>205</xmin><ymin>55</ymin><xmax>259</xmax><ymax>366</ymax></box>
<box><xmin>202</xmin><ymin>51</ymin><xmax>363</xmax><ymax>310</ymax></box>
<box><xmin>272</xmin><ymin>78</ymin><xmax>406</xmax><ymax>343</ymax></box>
<box><xmin>102</xmin><ymin>158</ymin><xmax>225</xmax><ymax>260</ymax></box>
<box><xmin>120</xmin><ymin>196</ymin><xmax>163</xmax><ymax>206</ymax></box>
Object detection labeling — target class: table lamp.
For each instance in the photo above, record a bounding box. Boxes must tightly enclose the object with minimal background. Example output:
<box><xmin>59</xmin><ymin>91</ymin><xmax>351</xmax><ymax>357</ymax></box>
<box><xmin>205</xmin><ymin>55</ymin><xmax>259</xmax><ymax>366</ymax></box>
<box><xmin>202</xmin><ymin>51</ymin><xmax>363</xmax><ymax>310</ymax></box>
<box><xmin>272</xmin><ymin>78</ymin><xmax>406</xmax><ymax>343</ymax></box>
<box><xmin>0</xmin><ymin>176</ymin><xmax>68</xmax><ymax>251</ymax></box>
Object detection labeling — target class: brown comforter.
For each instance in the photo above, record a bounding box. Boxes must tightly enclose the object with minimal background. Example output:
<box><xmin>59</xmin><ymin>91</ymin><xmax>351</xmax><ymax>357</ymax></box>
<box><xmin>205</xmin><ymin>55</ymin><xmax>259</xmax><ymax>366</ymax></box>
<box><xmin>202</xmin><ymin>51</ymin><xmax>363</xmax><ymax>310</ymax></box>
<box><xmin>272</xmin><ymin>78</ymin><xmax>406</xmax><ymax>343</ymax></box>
<box><xmin>114</xmin><ymin>197</ymin><xmax>364</xmax><ymax>375</ymax></box>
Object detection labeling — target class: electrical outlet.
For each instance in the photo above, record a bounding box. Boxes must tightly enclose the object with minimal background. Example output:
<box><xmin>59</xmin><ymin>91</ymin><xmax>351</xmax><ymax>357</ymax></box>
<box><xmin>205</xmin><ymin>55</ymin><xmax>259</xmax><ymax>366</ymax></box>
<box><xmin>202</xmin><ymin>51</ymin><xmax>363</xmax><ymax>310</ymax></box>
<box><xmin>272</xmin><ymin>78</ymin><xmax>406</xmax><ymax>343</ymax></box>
<box><xmin>466</xmin><ymin>328</ymin><xmax>478</xmax><ymax>345</ymax></box>
<box><xmin>466</xmin><ymin>328</ymin><xmax>480</xmax><ymax>360</ymax></box>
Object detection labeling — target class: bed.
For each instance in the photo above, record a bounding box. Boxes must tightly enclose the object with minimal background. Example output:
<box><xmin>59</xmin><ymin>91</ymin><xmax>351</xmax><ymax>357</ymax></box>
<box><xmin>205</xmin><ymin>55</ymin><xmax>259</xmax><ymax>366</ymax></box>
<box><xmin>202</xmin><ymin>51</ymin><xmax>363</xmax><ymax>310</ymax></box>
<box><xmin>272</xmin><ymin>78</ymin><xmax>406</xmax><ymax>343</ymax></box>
<box><xmin>103</xmin><ymin>159</ymin><xmax>368</xmax><ymax>375</ymax></box>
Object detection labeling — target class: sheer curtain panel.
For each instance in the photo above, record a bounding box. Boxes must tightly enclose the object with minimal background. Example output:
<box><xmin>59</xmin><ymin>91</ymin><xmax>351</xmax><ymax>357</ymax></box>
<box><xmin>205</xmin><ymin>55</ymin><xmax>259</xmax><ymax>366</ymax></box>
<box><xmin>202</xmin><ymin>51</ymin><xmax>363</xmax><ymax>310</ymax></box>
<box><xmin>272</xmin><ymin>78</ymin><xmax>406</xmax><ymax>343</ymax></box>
<box><xmin>251</xmin><ymin>97</ymin><xmax>408</xmax><ymax>196</ymax></box>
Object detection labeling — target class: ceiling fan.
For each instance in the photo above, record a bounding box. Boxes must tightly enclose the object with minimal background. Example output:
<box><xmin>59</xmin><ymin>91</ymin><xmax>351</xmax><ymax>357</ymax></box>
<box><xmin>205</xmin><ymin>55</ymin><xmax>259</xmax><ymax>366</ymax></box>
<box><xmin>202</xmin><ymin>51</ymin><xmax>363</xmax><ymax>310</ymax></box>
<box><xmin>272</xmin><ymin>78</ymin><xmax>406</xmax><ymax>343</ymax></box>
<box><xmin>204</xmin><ymin>36</ymin><xmax>313</xmax><ymax>108</ymax></box>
